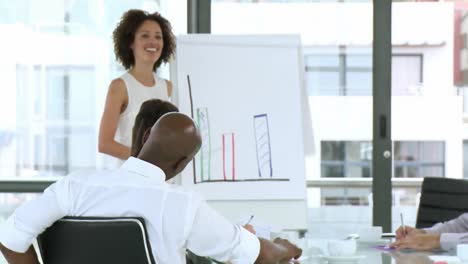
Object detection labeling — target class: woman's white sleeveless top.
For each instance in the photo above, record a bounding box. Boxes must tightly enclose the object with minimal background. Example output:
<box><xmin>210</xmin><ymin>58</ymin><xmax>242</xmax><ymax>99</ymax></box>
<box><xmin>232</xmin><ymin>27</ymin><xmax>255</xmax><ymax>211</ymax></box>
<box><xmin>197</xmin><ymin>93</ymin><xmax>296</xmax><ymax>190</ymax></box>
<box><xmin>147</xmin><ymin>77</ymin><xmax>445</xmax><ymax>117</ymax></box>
<box><xmin>115</xmin><ymin>72</ymin><xmax>169</xmax><ymax>150</ymax></box>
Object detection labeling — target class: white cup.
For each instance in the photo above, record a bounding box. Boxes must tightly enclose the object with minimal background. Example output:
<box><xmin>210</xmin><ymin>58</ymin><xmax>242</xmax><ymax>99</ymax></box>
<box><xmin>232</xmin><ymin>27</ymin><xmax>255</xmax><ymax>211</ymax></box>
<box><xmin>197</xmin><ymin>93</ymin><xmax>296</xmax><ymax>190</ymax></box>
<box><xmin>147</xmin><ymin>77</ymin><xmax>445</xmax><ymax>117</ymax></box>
<box><xmin>327</xmin><ymin>240</ymin><xmax>357</xmax><ymax>256</ymax></box>
<box><xmin>358</xmin><ymin>226</ymin><xmax>382</xmax><ymax>241</ymax></box>
<box><xmin>457</xmin><ymin>244</ymin><xmax>468</xmax><ymax>261</ymax></box>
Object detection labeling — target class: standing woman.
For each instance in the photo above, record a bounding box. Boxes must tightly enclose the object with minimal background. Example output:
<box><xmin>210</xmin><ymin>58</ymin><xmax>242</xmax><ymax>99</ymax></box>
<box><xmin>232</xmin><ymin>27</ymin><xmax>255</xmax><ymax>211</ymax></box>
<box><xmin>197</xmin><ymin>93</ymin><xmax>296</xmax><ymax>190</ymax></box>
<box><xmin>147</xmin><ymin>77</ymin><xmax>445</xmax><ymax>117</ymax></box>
<box><xmin>98</xmin><ymin>9</ymin><xmax>176</xmax><ymax>162</ymax></box>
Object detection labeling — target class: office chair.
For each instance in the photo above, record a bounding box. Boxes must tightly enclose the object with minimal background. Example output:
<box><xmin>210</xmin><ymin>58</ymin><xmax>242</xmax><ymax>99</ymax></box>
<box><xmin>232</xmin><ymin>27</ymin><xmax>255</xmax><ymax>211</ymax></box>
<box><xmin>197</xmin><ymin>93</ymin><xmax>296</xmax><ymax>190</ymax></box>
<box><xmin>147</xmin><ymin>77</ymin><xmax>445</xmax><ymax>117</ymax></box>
<box><xmin>37</xmin><ymin>217</ymin><xmax>156</xmax><ymax>264</ymax></box>
<box><xmin>416</xmin><ymin>177</ymin><xmax>468</xmax><ymax>228</ymax></box>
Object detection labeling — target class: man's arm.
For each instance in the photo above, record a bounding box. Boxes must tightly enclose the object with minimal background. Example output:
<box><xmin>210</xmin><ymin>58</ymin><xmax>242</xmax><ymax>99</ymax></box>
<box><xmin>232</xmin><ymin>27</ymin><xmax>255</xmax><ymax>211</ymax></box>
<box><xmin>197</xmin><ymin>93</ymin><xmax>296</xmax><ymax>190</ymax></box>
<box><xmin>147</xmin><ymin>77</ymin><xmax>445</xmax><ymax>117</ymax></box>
<box><xmin>425</xmin><ymin>213</ymin><xmax>468</xmax><ymax>234</ymax></box>
<box><xmin>255</xmin><ymin>238</ymin><xmax>302</xmax><ymax>264</ymax></box>
<box><xmin>420</xmin><ymin>213</ymin><xmax>468</xmax><ymax>250</ymax></box>
<box><xmin>0</xmin><ymin>243</ymin><xmax>38</xmax><ymax>264</ymax></box>
<box><xmin>0</xmin><ymin>179</ymin><xmax>70</xmax><ymax>262</ymax></box>
<box><xmin>185</xmin><ymin>197</ymin><xmax>302</xmax><ymax>264</ymax></box>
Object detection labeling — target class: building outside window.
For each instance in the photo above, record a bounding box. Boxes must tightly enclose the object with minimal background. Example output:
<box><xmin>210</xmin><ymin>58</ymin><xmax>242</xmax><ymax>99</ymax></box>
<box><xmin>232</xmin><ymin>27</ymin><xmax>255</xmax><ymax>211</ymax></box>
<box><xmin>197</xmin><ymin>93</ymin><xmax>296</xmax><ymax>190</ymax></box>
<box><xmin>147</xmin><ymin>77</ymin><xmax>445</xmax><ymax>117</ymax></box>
<box><xmin>321</xmin><ymin>141</ymin><xmax>445</xmax><ymax>180</ymax></box>
<box><xmin>320</xmin><ymin>141</ymin><xmax>445</xmax><ymax>206</ymax></box>
<box><xmin>321</xmin><ymin>141</ymin><xmax>371</xmax><ymax>178</ymax></box>
<box><xmin>306</xmin><ymin>54</ymin><xmax>422</xmax><ymax>96</ymax></box>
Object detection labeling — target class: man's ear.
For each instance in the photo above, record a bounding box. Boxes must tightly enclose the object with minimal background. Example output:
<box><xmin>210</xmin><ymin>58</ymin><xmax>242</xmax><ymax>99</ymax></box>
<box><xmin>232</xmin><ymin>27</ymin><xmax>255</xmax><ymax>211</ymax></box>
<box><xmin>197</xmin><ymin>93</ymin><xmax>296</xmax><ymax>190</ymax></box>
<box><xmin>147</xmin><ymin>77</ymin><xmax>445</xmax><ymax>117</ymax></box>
<box><xmin>141</xmin><ymin>128</ymin><xmax>151</xmax><ymax>145</ymax></box>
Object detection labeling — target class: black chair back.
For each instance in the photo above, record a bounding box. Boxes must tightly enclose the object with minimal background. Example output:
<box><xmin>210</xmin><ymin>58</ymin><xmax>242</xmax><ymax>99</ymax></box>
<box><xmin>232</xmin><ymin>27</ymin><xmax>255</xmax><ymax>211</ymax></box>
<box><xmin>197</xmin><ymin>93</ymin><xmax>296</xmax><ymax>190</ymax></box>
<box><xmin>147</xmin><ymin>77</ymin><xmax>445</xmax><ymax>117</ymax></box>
<box><xmin>37</xmin><ymin>217</ymin><xmax>156</xmax><ymax>264</ymax></box>
<box><xmin>416</xmin><ymin>177</ymin><xmax>468</xmax><ymax>228</ymax></box>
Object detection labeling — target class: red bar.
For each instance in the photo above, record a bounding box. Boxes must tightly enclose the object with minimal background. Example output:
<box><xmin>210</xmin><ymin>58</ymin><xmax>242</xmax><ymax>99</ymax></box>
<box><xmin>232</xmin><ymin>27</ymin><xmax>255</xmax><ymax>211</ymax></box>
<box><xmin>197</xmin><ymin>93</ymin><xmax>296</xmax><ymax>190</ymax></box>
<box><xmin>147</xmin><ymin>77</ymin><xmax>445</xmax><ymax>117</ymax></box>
<box><xmin>222</xmin><ymin>134</ymin><xmax>226</xmax><ymax>181</ymax></box>
<box><xmin>232</xmin><ymin>133</ymin><xmax>235</xmax><ymax>181</ymax></box>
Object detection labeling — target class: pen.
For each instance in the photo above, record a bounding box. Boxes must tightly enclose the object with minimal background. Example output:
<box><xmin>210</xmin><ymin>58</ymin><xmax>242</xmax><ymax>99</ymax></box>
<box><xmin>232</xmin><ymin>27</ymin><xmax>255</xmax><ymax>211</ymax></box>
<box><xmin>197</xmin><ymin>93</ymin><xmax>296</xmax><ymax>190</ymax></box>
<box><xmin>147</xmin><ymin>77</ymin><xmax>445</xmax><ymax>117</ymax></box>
<box><xmin>246</xmin><ymin>215</ymin><xmax>254</xmax><ymax>225</ymax></box>
<box><xmin>400</xmin><ymin>213</ymin><xmax>407</xmax><ymax>237</ymax></box>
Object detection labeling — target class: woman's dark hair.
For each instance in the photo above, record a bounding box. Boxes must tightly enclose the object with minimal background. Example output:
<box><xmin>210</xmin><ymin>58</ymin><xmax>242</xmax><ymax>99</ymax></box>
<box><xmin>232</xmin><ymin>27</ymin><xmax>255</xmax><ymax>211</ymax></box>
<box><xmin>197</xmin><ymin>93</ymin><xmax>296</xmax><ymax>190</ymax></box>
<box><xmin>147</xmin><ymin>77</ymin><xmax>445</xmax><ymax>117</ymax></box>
<box><xmin>113</xmin><ymin>9</ymin><xmax>176</xmax><ymax>71</ymax></box>
<box><xmin>131</xmin><ymin>99</ymin><xmax>179</xmax><ymax>157</ymax></box>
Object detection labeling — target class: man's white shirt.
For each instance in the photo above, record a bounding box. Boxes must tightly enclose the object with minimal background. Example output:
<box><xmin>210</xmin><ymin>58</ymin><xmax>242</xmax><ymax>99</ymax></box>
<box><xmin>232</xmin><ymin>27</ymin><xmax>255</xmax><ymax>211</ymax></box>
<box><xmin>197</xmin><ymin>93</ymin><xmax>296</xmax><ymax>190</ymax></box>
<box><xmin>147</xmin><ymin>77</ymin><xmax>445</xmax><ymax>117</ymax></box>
<box><xmin>424</xmin><ymin>213</ymin><xmax>468</xmax><ymax>251</ymax></box>
<box><xmin>0</xmin><ymin>157</ymin><xmax>260</xmax><ymax>264</ymax></box>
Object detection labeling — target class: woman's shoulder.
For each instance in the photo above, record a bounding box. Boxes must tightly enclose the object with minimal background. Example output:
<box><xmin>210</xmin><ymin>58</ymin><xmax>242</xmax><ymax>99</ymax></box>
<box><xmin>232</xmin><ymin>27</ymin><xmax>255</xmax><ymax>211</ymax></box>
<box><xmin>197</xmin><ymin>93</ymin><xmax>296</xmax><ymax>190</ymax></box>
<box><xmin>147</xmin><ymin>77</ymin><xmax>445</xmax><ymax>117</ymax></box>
<box><xmin>105</xmin><ymin>78</ymin><xmax>129</xmax><ymax>103</ymax></box>
<box><xmin>109</xmin><ymin>77</ymin><xmax>127</xmax><ymax>92</ymax></box>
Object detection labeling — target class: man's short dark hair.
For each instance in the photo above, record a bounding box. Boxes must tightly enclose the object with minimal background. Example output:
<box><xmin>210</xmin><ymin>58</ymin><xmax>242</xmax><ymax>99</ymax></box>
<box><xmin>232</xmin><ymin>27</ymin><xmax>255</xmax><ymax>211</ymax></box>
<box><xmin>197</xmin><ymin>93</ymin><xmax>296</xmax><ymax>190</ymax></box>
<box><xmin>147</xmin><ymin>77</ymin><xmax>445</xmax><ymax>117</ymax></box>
<box><xmin>131</xmin><ymin>99</ymin><xmax>179</xmax><ymax>157</ymax></box>
<box><xmin>113</xmin><ymin>9</ymin><xmax>176</xmax><ymax>71</ymax></box>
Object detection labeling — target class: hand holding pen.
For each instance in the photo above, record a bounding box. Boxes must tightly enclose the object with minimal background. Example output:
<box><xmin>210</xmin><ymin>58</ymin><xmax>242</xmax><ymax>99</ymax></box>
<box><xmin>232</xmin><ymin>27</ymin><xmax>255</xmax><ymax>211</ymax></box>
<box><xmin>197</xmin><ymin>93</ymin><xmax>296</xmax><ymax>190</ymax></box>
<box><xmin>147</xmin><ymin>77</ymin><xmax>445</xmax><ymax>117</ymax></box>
<box><xmin>395</xmin><ymin>225</ymin><xmax>424</xmax><ymax>240</ymax></box>
<box><xmin>394</xmin><ymin>214</ymin><xmax>425</xmax><ymax>240</ymax></box>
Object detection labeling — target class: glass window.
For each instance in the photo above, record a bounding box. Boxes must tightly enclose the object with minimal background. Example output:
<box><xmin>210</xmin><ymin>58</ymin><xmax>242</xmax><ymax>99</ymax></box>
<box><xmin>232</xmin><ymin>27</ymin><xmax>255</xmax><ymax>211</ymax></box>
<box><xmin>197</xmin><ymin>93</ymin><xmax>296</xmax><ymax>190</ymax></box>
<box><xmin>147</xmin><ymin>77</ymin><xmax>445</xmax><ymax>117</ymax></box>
<box><xmin>394</xmin><ymin>165</ymin><xmax>419</xmax><ymax>178</ymax></box>
<box><xmin>346</xmin><ymin>141</ymin><xmax>371</xmax><ymax>162</ymax></box>
<box><xmin>13</xmin><ymin>66</ymin><xmax>95</xmax><ymax>177</ymax></box>
<box><xmin>321</xmin><ymin>187</ymin><xmax>370</xmax><ymax>206</ymax></box>
<box><xmin>348</xmin><ymin>165</ymin><xmax>371</xmax><ymax>178</ymax></box>
<box><xmin>394</xmin><ymin>141</ymin><xmax>444</xmax><ymax>178</ymax></box>
<box><xmin>347</xmin><ymin>55</ymin><xmax>371</xmax><ymax>68</ymax></box>
<box><xmin>321</xmin><ymin>164</ymin><xmax>345</xmax><ymax>178</ymax></box>
<box><xmin>0</xmin><ymin>0</ymin><xmax>186</xmax><ymax>178</ymax></box>
<box><xmin>321</xmin><ymin>141</ymin><xmax>372</xmax><ymax>178</ymax></box>
<box><xmin>346</xmin><ymin>71</ymin><xmax>372</xmax><ymax>95</ymax></box>
<box><xmin>322</xmin><ymin>141</ymin><xmax>445</xmax><ymax>178</ymax></box>
<box><xmin>213</xmin><ymin>0</ymin><xmax>458</xmax><ymax>235</ymax></box>
<box><xmin>306</xmin><ymin>71</ymin><xmax>341</xmax><ymax>96</ymax></box>
<box><xmin>321</xmin><ymin>141</ymin><xmax>345</xmax><ymax>161</ymax></box>
<box><xmin>420</xmin><ymin>166</ymin><xmax>444</xmax><ymax>178</ymax></box>
<box><xmin>394</xmin><ymin>141</ymin><xmax>419</xmax><ymax>162</ymax></box>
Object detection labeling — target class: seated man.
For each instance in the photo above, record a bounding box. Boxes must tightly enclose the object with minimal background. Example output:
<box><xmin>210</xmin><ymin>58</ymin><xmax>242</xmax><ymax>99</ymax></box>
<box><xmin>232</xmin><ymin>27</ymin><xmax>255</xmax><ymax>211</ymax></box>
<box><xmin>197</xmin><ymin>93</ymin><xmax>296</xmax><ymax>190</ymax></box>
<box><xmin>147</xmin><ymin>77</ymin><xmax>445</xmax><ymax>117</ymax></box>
<box><xmin>0</xmin><ymin>113</ymin><xmax>302</xmax><ymax>264</ymax></box>
<box><xmin>128</xmin><ymin>100</ymin><xmax>255</xmax><ymax>264</ymax></box>
<box><xmin>391</xmin><ymin>213</ymin><xmax>468</xmax><ymax>251</ymax></box>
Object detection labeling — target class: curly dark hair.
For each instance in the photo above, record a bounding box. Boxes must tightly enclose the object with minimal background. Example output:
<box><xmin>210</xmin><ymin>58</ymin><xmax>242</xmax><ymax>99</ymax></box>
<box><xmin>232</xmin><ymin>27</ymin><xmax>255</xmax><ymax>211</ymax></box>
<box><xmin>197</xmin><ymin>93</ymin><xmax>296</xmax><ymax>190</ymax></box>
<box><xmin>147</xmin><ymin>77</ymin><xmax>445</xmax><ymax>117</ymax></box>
<box><xmin>113</xmin><ymin>9</ymin><xmax>176</xmax><ymax>71</ymax></box>
<box><xmin>131</xmin><ymin>99</ymin><xmax>179</xmax><ymax>157</ymax></box>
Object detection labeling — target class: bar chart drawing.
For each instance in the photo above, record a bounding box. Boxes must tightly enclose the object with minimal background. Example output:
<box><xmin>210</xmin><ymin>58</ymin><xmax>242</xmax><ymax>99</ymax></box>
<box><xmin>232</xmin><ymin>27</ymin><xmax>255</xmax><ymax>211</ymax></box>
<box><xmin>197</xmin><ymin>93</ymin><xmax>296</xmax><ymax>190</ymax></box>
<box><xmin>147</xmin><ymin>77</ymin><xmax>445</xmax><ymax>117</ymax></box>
<box><xmin>177</xmin><ymin>35</ymin><xmax>307</xmax><ymax>207</ymax></box>
<box><xmin>196</xmin><ymin>107</ymin><xmax>211</xmax><ymax>182</ymax></box>
<box><xmin>254</xmin><ymin>114</ymin><xmax>272</xmax><ymax>178</ymax></box>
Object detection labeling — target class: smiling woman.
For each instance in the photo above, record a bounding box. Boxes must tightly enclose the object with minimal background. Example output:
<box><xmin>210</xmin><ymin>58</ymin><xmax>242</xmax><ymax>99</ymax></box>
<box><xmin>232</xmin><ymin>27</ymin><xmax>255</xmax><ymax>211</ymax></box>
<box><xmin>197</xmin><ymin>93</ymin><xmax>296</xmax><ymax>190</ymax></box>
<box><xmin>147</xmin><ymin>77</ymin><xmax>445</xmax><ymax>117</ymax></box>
<box><xmin>98</xmin><ymin>9</ymin><xmax>176</xmax><ymax>165</ymax></box>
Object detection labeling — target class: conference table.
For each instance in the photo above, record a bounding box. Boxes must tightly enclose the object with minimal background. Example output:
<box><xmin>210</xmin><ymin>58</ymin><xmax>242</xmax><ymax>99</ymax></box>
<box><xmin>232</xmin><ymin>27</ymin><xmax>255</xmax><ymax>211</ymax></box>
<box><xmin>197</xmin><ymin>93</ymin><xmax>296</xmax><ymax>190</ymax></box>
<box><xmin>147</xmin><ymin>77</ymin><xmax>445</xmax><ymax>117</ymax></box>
<box><xmin>293</xmin><ymin>238</ymin><xmax>458</xmax><ymax>264</ymax></box>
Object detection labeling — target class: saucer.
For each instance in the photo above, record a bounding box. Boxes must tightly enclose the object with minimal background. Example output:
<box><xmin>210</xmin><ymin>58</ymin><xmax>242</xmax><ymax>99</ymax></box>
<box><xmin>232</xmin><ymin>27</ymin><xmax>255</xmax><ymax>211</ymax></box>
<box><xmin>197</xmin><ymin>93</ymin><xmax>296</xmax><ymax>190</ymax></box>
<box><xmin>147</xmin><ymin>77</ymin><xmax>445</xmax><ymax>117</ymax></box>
<box><xmin>321</xmin><ymin>255</ymin><xmax>365</xmax><ymax>263</ymax></box>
